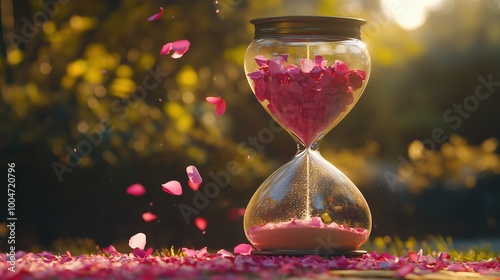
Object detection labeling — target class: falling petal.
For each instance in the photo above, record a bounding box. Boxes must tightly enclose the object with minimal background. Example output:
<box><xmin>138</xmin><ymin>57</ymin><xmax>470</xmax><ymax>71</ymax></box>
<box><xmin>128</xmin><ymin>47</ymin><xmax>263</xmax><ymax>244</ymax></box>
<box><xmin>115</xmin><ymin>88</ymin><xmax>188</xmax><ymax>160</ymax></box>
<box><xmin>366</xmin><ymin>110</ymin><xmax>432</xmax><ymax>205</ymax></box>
<box><xmin>214</xmin><ymin>99</ymin><xmax>226</xmax><ymax>116</ymax></box>
<box><xmin>194</xmin><ymin>217</ymin><xmax>207</xmax><ymax>231</ymax></box>
<box><xmin>171</xmin><ymin>39</ymin><xmax>190</xmax><ymax>58</ymax></box>
<box><xmin>186</xmin><ymin>165</ymin><xmax>202</xmax><ymax>184</ymax></box>
<box><xmin>126</xmin><ymin>184</ymin><xmax>146</xmax><ymax>197</ymax></box>
<box><xmin>162</xmin><ymin>180</ymin><xmax>182</xmax><ymax>195</ymax></box>
<box><xmin>188</xmin><ymin>180</ymin><xmax>201</xmax><ymax>191</ymax></box>
<box><xmin>160</xmin><ymin>43</ymin><xmax>173</xmax><ymax>55</ymax></box>
<box><xmin>234</xmin><ymin>243</ymin><xmax>253</xmax><ymax>255</ymax></box>
<box><xmin>206</xmin><ymin>96</ymin><xmax>226</xmax><ymax>116</ymax></box>
<box><xmin>142</xmin><ymin>212</ymin><xmax>157</xmax><ymax>222</ymax></box>
<box><xmin>147</xmin><ymin>7</ymin><xmax>164</xmax><ymax>21</ymax></box>
<box><xmin>205</xmin><ymin>96</ymin><xmax>222</xmax><ymax>104</ymax></box>
<box><xmin>226</xmin><ymin>207</ymin><xmax>245</xmax><ymax>221</ymax></box>
<box><xmin>128</xmin><ymin>233</ymin><xmax>146</xmax><ymax>250</ymax></box>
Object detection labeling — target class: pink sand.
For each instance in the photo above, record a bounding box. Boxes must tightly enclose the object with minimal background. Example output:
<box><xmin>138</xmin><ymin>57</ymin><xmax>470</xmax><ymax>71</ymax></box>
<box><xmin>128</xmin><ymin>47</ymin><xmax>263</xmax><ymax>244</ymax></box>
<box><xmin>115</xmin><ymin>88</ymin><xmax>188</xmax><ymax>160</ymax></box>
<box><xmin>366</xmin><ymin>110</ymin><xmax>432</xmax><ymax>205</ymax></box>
<box><xmin>247</xmin><ymin>217</ymin><xmax>368</xmax><ymax>251</ymax></box>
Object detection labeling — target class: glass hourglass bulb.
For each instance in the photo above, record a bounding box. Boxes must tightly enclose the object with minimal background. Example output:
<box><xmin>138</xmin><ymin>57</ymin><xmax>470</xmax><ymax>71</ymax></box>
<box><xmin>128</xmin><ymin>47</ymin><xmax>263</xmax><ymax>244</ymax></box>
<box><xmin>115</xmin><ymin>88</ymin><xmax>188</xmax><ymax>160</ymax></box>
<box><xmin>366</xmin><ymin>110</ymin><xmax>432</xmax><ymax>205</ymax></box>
<box><xmin>243</xmin><ymin>16</ymin><xmax>372</xmax><ymax>255</ymax></box>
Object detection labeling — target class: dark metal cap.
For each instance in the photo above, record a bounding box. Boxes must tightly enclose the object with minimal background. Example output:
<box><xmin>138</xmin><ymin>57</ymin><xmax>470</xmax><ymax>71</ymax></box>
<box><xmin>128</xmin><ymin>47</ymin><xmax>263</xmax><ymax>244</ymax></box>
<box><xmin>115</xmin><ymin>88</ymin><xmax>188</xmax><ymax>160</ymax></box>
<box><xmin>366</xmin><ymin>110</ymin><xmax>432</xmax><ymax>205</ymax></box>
<box><xmin>250</xmin><ymin>16</ymin><xmax>366</xmax><ymax>40</ymax></box>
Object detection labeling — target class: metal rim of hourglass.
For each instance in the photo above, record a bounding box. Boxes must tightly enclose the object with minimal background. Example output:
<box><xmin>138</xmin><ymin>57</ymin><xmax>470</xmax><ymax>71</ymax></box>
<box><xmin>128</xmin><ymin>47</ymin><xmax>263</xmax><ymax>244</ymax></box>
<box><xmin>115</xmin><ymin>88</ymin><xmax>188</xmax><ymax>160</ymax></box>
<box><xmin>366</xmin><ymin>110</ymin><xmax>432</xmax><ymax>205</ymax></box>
<box><xmin>251</xmin><ymin>249</ymin><xmax>368</xmax><ymax>258</ymax></box>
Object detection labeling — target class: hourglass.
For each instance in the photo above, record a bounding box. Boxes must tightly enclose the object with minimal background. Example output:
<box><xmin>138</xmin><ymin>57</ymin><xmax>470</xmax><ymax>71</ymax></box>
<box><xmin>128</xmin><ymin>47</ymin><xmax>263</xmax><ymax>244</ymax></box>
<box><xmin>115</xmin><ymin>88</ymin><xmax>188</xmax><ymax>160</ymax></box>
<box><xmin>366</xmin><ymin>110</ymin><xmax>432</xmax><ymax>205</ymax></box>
<box><xmin>243</xmin><ymin>16</ymin><xmax>372</xmax><ymax>256</ymax></box>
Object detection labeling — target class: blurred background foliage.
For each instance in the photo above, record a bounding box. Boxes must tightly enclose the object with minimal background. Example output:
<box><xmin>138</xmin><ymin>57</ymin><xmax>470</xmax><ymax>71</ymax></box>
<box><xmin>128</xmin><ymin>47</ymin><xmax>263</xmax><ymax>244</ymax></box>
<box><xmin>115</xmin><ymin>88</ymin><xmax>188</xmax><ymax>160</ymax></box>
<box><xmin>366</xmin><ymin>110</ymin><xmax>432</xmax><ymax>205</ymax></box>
<box><xmin>1</xmin><ymin>0</ymin><xmax>499</xmax><ymax>252</ymax></box>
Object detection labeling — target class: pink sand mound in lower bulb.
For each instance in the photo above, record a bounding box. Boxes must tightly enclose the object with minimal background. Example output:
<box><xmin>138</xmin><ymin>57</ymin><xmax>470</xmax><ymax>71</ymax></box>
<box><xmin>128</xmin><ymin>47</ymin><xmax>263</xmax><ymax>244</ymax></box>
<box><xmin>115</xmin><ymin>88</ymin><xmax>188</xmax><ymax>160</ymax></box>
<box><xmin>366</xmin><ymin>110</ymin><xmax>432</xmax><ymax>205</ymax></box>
<box><xmin>248</xmin><ymin>217</ymin><xmax>368</xmax><ymax>251</ymax></box>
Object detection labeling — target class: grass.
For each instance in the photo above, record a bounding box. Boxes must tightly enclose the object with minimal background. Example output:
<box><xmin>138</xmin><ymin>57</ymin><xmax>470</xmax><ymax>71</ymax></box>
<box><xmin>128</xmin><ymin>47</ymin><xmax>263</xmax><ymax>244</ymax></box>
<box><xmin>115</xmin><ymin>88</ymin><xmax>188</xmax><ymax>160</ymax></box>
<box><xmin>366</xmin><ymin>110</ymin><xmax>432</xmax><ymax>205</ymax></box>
<box><xmin>362</xmin><ymin>235</ymin><xmax>499</xmax><ymax>261</ymax></box>
<box><xmin>47</xmin><ymin>236</ymin><xmax>499</xmax><ymax>261</ymax></box>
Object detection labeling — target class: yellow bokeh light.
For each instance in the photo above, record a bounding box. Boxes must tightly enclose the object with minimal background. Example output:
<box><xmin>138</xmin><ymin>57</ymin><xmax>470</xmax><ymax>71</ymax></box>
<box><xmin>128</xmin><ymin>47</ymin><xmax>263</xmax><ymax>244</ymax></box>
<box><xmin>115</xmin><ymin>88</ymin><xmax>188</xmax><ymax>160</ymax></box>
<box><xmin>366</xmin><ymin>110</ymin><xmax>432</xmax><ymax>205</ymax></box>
<box><xmin>223</xmin><ymin>45</ymin><xmax>247</xmax><ymax>65</ymax></box>
<box><xmin>77</xmin><ymin>121</ymin><xmax>89</xmax><ymax>133</ymax></box>
<box><xmin>110</xmin><ymin>78</ymin><xmax>136</xmax><ymax>98</ymax></box>
<box><xmin>84</xmin><ymin>68</ymin><xmax>103</xmax><ymax>83</ymax></box>
<box><xmin>181</xmin><ymin>91</ymin><xmax>195</xmax><ymax>104</ymax></box>
<box><xmin>94</xmin><ymin>85</ymin><xmax>107</xmax><ymax>97</ymax></box>
<box><xmin>139</xmin><ymin>53</ymin><xmax>156</xmax><ymax>69</ymax></box>
<box><xmin>133</xmin><ymin>140</ymin><xmax>145</xmax><ymax>152</ymax></box>
<box><xmin>175</xmin><ymin>114</ymin><xmax>194</xmax><ymax>133</ymax></box>
<box><xmin>408</xmin><ymin>140</ymin><xmax>424</xmax><ymax>162</ymax></box>
<box><xmin>115</xmin><ymin>65</ymin><xmax>134</xmax><ymax>78</ymax></box>
<box><xmin>43</xmin><ymin>21</ymin><xmax>56</xmax><ymax>34</ymax></box>
<box><xmin>40</xmin><ymin>62</ymin><xmax>52</xmax><ymax>75</ymax></box>
<box><xmin>69</xmin><ymin>16</ymin><xmax>97</xmax><ymax>31</ymax></box>
<box><xmin>67</xmin><ymin>59</ymin><xmax>88</xmax><ymax>77</ymax></box>
<box><xmin>87</xmin><ymin>97</ymin><xmax>99</xmax><ymax>109</ymax></box>
<box><xmin>176</xmin><ymin>66</ymin><xmax>198</xmax><ymax>88</ymax></box>
<box><xmin>465</xmin><ymin>175</ymin><xmax>476</xmax><ymax>188</ymax></box>
<box><xmin>482</xmin><ymin>138</ymin><xmax>498</xmax><ymax>153</ymax></box>
<box><xmin>164</xmin><ymin>101</ymin><xmax>185</xmax><ymax>118</ymax></box>
<box><xmin>7</xmin><ymin>48</ymin><xmax>23</xmax><ymax>65</ymax></box>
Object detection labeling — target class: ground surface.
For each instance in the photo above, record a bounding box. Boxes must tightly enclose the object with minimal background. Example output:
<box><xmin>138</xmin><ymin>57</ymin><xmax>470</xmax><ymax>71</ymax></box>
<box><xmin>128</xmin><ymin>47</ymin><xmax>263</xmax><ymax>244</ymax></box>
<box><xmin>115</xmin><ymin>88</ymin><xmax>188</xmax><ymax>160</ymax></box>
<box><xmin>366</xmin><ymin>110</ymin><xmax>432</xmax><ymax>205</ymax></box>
<box><xmin>1</xmin><ymin>246</ymin><xmax>499</xmax><ymax>279</ymax></box>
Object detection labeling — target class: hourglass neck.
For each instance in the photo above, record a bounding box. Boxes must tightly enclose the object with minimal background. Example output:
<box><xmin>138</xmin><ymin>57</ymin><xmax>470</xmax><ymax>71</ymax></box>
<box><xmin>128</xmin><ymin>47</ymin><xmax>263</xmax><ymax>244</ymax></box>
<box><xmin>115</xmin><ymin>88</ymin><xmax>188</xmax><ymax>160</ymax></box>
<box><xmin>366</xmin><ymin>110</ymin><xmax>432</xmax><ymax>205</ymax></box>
<box><xmin>296</xmin><ymin>141</ymin><xmax>321</xmax><ymax>154</ymax></box>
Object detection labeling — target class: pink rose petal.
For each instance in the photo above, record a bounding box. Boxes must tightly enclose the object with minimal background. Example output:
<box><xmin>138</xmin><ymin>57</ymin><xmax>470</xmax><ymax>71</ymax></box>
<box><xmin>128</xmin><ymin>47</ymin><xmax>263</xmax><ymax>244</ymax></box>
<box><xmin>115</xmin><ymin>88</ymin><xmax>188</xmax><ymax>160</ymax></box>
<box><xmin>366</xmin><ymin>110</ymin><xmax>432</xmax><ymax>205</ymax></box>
<box><xmin>214</xmin><ymin>99</ymin><xmax>226</xmax><ymax>116</ymax></box>
<box><xmin>206</xmin><ymin>96</ymin><xmax>226</xmax><ymax>116</ymax></box>
<box><xmin>160</xmin><ymin>39</ymin><xmax>190</xmax><ymax>59</ymax></box>
<box><xmin>226</xmin><ymin>207</ymin><xmax>245</xmax><ymax>221</ymax></box>
<box><xmin>160</xmin><ymin>43</ymin><xmax>173</xmax><ymax>55</ymax></box>
<box><xmin>147</xmin><ymin>7</ymin><xmax>164</xmax><ymax>21</ymax></box>
<box><xmin>254</xmin><ymin>55</ymin><xmax>269</xmax><ymax>67</ymax></box>
<box><xmin>447</xmin><ymin>264</ymin><xmax>469</xmax><ymax>272</ymax></box>
<box><xmin>188</xmin><ymin>180</ymin><xmax>201</xmax><ymax>191</ymax></box>
<box><xmin>234</xmin><ymin>243</ymin><xmax>253</xmax><ymax>255</ymax></box>
<box><xmin>408</xmin><ymin>251</ymin><xmax>418</xmax><ymax>262</ymax></box>
<box><xmin>128</xmin><ymin>233</ymin><xmax>146</xmax><ymax>250</ymax></box>
<box><xmin>133</xmin><ymin>247</ymin><xmax>153</xmax><ymax>258</ymax></box>
<box><xmin>162</xmin><ymin>180</ymin><xmax>182</xmax><ymax>196</ymax></box>
<box><xmin>206</xmin><ymin>96</ymin><xmax>222</xmax><ymax>104</ymax></box>
<box><xmin>216</xmin><ymin>249</ymin><xmax>233</xmax><ymax>257</ymax></box>
<box><xmin>101</xmin><ymin>245</ymin><xmax>117</xmax><ymax>254</ymax></box>
<box><xmin>194</xmin><ymin>217</ymin><xmax>207</xmax><ymax>231</ymax></box>
<box><xmin>171</xmin><ymin>39</ymin><xmax>190</xmax><ymax>58</ymax></box>
<box><xmin>141</xmin><ymin>212</ymin><xmax>157</xmax><ymax>222</ymax></box>
<box><xmin>182</xmin><ymin>247</ymin><xmax>209</xmax><ymax>258</ymax></box>
<box><xmin>300</xmin><ymin>59</ymin><xmax>315</xmax><ymax>73</ymax></box>
<box><xmin>395</xmin><ymin>264</ymin><xmax>414</xmax><ymax>278</ymax></box>
<box><xmin>186</xmin><ymin>165</ymin><xmax>202</xmax><ymax>184</ymax></box>
<box><xmin>126</xmin><ymin>183</ymin><xmax>146</xmax><ymax>197</ymax></box>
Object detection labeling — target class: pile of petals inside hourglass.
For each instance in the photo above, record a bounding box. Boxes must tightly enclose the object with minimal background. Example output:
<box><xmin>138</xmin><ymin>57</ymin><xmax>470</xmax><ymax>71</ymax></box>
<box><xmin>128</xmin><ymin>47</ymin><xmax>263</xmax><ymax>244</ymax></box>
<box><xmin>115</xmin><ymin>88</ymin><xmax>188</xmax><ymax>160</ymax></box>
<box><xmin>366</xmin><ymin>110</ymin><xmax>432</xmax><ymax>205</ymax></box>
<box><xmin>247</xmin><ymin>54</ymin><xmax>366</xmax><ymax>147</ymax></box>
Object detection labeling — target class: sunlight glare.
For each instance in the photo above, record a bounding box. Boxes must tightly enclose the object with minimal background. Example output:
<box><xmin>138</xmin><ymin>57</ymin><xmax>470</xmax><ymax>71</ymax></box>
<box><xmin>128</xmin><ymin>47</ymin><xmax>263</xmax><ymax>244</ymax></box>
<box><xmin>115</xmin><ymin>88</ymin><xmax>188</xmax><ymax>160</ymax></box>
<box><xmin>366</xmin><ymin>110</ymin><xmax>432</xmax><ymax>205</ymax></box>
<box><xmin>382</xmin><ymin>0</ymin><xmax>444</xmax><ymax>30</ymax></box>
